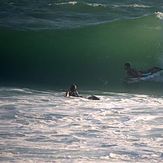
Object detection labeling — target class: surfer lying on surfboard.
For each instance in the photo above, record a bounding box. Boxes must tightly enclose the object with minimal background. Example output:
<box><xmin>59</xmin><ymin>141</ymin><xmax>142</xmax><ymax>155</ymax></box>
<box><xmin>65</xmin><ymin>84</ymin><xmax>100</xmax><ymax>100</ymax></box>
<box><xmin>124</xmin><ymin>63</ymin><xmax>162</xmax><ymax>78</ymax></box>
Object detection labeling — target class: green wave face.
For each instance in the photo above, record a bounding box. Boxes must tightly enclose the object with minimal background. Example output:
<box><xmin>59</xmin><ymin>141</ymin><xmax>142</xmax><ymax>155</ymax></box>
<box><xmin>0</xmin><ymin>15</ymin><xmax>162</xmax><ymax>92</ymax></box>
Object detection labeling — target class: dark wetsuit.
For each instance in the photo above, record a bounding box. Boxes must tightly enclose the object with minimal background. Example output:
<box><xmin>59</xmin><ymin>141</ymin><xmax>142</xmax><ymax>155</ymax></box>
<box><xmin>66</xmin><ymin>90</ymin><xmax>80</xmax><ymax>97</ymax></box>
<box><xmin>127</xmin><ymin>67</ymin><xmax>162</xmax><ymax>78</ymax></box>
<box><xmin>146</xmin><ymin>67</ymin><xmax>162</xmax><ymax>74</ymax></box>
<box><xmin>65</xmin><ymin>84</ymin><xmax>100</xmax><ymax>100</ymax></box>
<box><xmin>126</xmin><ymin>68</ymin><xmax>142</xmax><ymax>78</ymax></box>
<box><xmin>68</xmin><ymin>90</ymin><xmax>79</xmax><ymax>97</ymax></box>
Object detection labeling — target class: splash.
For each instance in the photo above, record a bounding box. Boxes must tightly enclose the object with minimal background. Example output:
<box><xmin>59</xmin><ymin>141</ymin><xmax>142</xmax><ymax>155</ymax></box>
<box><xmin>155</xmin><ymin>12</ymin><xmax>163</xmax><ymax>20</ymax></box>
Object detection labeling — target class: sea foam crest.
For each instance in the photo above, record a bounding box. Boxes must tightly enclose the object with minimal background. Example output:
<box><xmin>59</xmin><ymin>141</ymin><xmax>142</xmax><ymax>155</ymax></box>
<box><xmin>55</xmin><ymin>1</ymin><xmax>77</xmax><ymax>6</ymax></box>
<box><xmin>85</xmin><ymin>3</ymin><xmax>106</xmax><ymax>8</ymax></box>
<box><xmin>155</xmin><ymin>12</ymin><xmax>163</xmax><ymax>20</ymax></box>
<box><xmin>128</xmin><ymin>4</ymin><xmax>151</xmax><ymax>8</ymax></box>
<box><xmin>113</xmin><ymin>4</ymin><xmax>150</xmax><ymax>8</ymax></box>
<box><xmin>55</xmin><ymin>2</ymin><xmax>106</xmax><ymax>7</ymax></box>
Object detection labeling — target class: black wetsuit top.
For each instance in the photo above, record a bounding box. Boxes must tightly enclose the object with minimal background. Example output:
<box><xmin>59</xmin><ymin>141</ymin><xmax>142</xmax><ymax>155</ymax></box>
<box><xmin>66</xmin><ymin>90</ymin><xmax>80</xmax><ymax>97</ymax></box>
<box><xmin>127</xmin><ymin>68</ymin><xmax>141</xmax><ymax>78</ymax></box>
<box><xmin>69</xmin><ymin>90</ymin><xmax>79</xmax><ymax>97</ymax></box>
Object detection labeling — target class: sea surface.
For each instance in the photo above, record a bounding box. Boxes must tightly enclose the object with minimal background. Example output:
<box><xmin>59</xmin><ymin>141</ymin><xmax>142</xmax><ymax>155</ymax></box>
<box><xmin>0</xmin><ymin>0</ymin><xmax>163</xmax><ymax>162</ymax></box>
<box><xmin>0</xmin><ymin>87</ymin><xmax>163</xmax><ymax>162</ymax></box>
<box><xmin>1</xmin><ymin>0</ymin><xmax>163</xmax><ymax>91</ymax></box>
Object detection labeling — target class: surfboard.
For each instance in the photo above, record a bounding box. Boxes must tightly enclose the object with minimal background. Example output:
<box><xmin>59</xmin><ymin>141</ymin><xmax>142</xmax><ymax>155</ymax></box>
<box><xmin>126</xmin><ymin>69</ymin><xmax>163</xmax><ymax>84</ymax></box>
<box><xmin>87</xmin><ymin>95</ymin><xmax>100</xmax><ymax>100</ymax></box>
<box><xmin>65</xmin><ymin>94</ymin><xmax>100</xmax><ymax>100</ymax></box>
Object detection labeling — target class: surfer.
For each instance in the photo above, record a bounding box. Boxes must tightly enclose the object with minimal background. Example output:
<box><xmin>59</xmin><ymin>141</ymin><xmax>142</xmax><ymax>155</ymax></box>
<box><xmin>65</xmin><ymin>84</ymin><xmax>100</xmax><ymax>100</ymax></box>
<box><xmin>124</xmin><ymin>63</ymin><xmax>142</xmax><ymax>78</ymax></box>
<box><xmin>65</xmin><ymin>84</ymin><xmax>81</xmax><ymax>97</ymax></box>
<box><xmin>124</xmin><ymin>63</ymin><xmax>162</xmax><ymax>78</ymax></box>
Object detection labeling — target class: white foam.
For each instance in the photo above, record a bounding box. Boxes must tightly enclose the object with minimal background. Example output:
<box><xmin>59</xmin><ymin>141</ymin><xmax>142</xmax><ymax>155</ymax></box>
<box><xmin>55</xmin><ymin>1</ymin><xmax>77</xmax><ymax>6</ymax></box>
<box><xmin>0</xmin><ymin>88</ymin><xmax>163</xmax><ymax>162</ymax></box>
<box><xmin>129</xmin><ymin>4</ymin><xmax>151</xmax><ymax>8</ymax></box>
<box><xmin>85</xmin><ymin>3</ymin><xmax>106</xmax><ymax>8</ymax></box>
<box><xmin>113</xmin><ymin>4</ymin><xmax>151</xmax><ymax>8</ymax></box>
<box><xmin>155</xmin><ymin>11</ymin><xmax>163</xmax><ymax>20</ymax></box>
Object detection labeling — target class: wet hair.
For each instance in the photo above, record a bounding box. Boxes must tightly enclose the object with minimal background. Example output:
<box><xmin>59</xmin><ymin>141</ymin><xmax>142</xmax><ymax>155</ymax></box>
<box><xmin>70</xmin><ymin>84</ymin><xmax>77</xmax><ymax>91</ymax></box>
<box><xmin>124</xmin><ymin>63</ymin><xmax>131</xmax><ymax>68</ymax></box>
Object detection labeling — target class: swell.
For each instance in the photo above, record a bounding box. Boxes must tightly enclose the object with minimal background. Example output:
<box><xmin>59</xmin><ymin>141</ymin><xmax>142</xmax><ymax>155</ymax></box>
<box><xmin>0</xmin><ymin>1</ymin><xmax>160</xmax><ymax>30</ymax></box>
<box><xmin>0</xmin><ymin>15</ymin><xmax>163</xmax><ymax>92</ymax></box>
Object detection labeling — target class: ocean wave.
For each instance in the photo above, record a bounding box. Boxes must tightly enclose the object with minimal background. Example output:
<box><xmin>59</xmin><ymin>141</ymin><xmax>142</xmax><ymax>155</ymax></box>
<box><xmin>128</xmin><ymin>4</ymin><xmax>151</xmax><ymax>8</ymax></box>
<box><xmin>53</xmin><ymin>2</ymin><xmax>150</xmax><ymax>9</ymax></box>
<box><xmin>85</xmin><ymin>3</ymin><xmax>106</xmax><ymax>8</ymax></box>
<box><xmin>54</xmin><ymin>1</ymin><xmax>106</xmax><ymax>8</ymax></box>
<box><xmin>113</xmin><ymin>3</ymin><xmax>151</xmax><ymax>8</ymax></box>
<box><xmin>155</xmin><ymin>11</ymin><xmax>163</xmax><ymax>20</ymax></box>
<box><xmin>54</xmin><ymin>1</ymin><xmax>77</xmax><ymax>6</ymax></box>
<box><xmin>0</xmin><ymin>0</ymin><xmax>160</xmax><ymax>30</ymax></box>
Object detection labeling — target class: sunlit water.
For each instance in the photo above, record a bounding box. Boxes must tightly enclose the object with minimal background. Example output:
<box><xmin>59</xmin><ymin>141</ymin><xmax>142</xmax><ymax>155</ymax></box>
<box><xmin>0</xmin><ymin>88</ymin><xmax>163</xmax><ymax>162</ymax></box>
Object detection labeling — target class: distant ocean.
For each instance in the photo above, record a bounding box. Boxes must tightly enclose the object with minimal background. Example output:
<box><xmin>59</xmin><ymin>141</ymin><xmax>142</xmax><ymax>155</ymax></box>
<box><xmin>0</xmin><ymin>1</ymin><xmax>163</xmax><ymax>162</ymax></box>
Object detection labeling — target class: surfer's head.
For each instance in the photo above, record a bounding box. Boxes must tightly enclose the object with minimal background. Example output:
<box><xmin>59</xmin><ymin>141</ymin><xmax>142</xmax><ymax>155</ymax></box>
<box><xmin>124</xmin><ymin>63</ymin><xmax>131</xmax><ymax>70</ymax></box>
<box><xmin>70</xmin><ymin>84</ymin><xmax>77</xmax><ymax>91</ymax></box>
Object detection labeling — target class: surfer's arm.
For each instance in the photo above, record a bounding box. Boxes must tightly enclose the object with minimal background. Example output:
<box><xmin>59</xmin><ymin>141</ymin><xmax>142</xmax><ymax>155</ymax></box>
<box><xmin>75</xmin><ymin>91</ymin><xmax>82</xmax><ymax>97</ymax></box>
<box><xmin>137</xmin><ymin>71</ymin><xmax>144</xmax><ymax>77</ymax></box>
<box><xmin>147</xmin><ymin>67</ymin><xmax>163</xmax><ymax>74</ymax></box>
<box><xmin>127</xmin><ymin>69</ymin><xmax>142</xmax><ymax>78</ymax></box>
<box><xmin>65</xmin><ymin>91</ymin><xmax>70</xmax><ymax>97</ymax></box>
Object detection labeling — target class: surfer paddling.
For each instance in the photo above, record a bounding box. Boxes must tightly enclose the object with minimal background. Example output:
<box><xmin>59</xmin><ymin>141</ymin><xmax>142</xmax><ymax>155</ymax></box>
<box><xmin>124</xmin><ymin>63</ymin><xmax>162</xmax><ymax>78</ymax></box>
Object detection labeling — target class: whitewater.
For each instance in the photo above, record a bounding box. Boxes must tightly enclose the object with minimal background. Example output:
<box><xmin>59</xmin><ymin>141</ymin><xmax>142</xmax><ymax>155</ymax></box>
<box><xmin>0</xmin><ymin>88</ymin><xmax>163</xmax><ymax>162</ymax></box>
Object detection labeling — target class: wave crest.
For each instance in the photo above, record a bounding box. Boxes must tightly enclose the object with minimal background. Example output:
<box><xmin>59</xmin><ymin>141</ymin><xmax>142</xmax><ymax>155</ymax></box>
<box><xmin>113</xmin><ymin>4</ymin><xmax>151</xmax><ymax>8</ymax></box>
<box><xmin>54</xmin><ymin>1</ymin><xmax>77</xmax><ymax>6</ymax></box>
<box><xmin>85</xmin><ymin>3</ymin><xmax>106</xmax><ymax>8</ymax></box>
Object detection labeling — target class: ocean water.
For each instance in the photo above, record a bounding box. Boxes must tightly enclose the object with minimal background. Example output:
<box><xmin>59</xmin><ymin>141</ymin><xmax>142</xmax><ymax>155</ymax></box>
<box><xmin>0</xmin><ymin>0</ymin><xmax>163</xmax><ymax>162</ymax></box>
<box><xmin>1</xmin><ymin>1</ymin><xmax>163</xmax><ymax>92</ymax></box>
<box><xmin>0</xmin><ymin>87</ymin><xmax>163</xmax><ymax>162</ymax></box>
